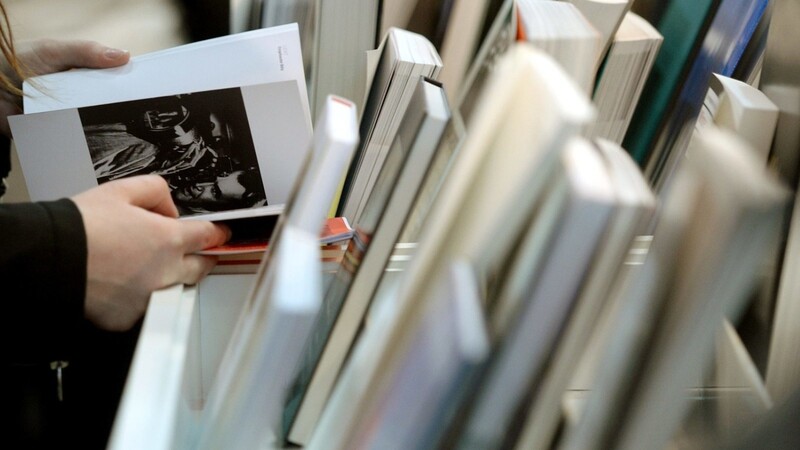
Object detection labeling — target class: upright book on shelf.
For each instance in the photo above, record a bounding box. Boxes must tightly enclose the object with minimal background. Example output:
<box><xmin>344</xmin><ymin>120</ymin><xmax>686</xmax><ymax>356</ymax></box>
<box><xmin>758</xmin><ymin>0</ymin><xmax>800</xmax><ymax>187</ymax></box>
<box><xmin>620</xmin><ymin>0</ymin><xmax>722</xmax><ymax>168</ymax></box>
<box><xmin>306</xmin><ymin>43</ymin><xmax>595</xmax><ymax>450</ymax></box>
<box><xmin>195</xmin><ymin>224</ymin><xmax>323</xmax><ymax>449</ymax></box>
<box><xmin>516</xmin><ymin>0</ymin><xmax>603</xmax><ymax>94</ymax></box>
<box><xmin>766</xmin><ymin>183</ymin><xmax>800</xmax><ymax>404</ymax></box>
<box><xmin>586</xmin><ymin>11</ymin><xmax>663</xmax><ymax>144</ymax></box>
<box><xmin>283</xmin><ymin>76</ymin><xmax>452</xmax><ymax>447</ymax></box>
<box><xmin>348</xmin><ymin>259</ymin><xmax>491</xmax><ymax>449</ymax></box>
<box><xmin>612</xmin><ymin>126</ymin><xmax>788</xmax><ymax>450</ymax></box>
<box><xmin>565</xmin><ymin>0</ymin><xmax>632</xmax><ymax>69</ymax></box>
<box><xmin>457</xmin><ymin>137</ymin><xmax>617</xmax><ymax>450</ymax></box>
<box><xmin>456</xmin><ymin>0</ymin><xmax>516</xmax><ymax>125</ymax></box>
<box><xmin>437</xmin><ymin>0</ymin><xmax>495</xmax><ymax>105</ymax></box>
<box><xmin>10</xmin><ymin>24</ymin><xmax>313</xmax><ymax>224</ymax></box>
<box><xmin>560</xmin><ymin>125</ymin><xmax>789</xmax><ymax>450</ymax></box>
<box><xmin>696</xmin><ymin>73</ymin><xmax>779</xmax><ymax>162</ymax></box>
<box><xmin>512</xmin><ymin>137</ymin><xmax>656</xmax><ymax>450</ymax></box>
<box><xmin>336</xmin><ymin>27</ymin><xmax>443</xmax><ymax>224</ymax></box>
<box><xmin>197</xmin><ymin>94</ymin><xmax>359</xmax><ymax>448</ymax></box>
<box><xmin>309</xmin><ymin>0</ymin><xmax>380</xmax><ymax>118</ymax></box>
<box><xmin>643</xmin><ymin>0</ymin><xmax>772</xmax><ymax>192</ymax></box>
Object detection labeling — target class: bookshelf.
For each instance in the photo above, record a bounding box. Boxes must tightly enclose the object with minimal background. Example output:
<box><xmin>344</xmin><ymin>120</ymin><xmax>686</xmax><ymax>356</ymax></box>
<box><xmin>107</xmin><ymin>1</ymin><xmax>800</xmax><ymax>449</ymax></box>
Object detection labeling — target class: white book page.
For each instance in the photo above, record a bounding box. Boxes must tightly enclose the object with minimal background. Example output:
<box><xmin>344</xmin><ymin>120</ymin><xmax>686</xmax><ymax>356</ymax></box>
<box><xmin>23</xmin><ymin>23</ymin><xmax>311</xmax><ymax>121</ymax></box>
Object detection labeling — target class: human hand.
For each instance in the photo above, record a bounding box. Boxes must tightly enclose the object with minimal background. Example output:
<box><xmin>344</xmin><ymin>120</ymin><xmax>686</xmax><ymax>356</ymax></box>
<box><xmin>0</xmin><ymin>38</ymin><xmax>130</xmax><ymax>135</ymax></box>
<box><xmin>72</xmin><ymin>175</ymin><xmax>230</xmax><ymax>331</ymax></box>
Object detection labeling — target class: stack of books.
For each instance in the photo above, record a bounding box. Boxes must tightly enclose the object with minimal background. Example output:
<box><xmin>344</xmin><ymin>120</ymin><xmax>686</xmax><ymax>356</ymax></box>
<box><xmin>11</xmin><ymin>0</ymin><xmax>800</xmax><ymax>447</ymax></box>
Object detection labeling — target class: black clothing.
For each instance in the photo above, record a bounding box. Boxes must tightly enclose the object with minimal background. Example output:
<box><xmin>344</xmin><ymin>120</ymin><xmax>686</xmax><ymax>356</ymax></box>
<box><xmin>1</xmin><ymin>161</ymin><xmax>138</xmax><ymax>449</ymax></box>
<box><xmin>1</xmin><ymin>199</ymin><xmax>87</xmax><ymax>363</ymax></box>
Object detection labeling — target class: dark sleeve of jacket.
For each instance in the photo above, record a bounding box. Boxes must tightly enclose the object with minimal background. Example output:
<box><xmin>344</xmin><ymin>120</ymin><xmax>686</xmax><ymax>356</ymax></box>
<box><xmin>0</xmin><ymin>198</ymin><xmax>88</xmax><ymax>363</ymax></box>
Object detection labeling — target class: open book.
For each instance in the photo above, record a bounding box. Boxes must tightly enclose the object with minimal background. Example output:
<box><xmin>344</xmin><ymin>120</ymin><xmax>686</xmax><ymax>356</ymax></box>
<box><xmin>9</xmin><ymin>24</ymin><xmax>313</xmax><ymax>227</ymax></box>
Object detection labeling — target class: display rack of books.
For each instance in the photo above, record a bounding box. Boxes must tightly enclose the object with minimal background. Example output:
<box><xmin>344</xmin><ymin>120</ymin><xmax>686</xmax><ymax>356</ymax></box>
<box><xmin>13</xmin><ymin>1</ymin><xmax>800</xmax><ymax>449</ymax></box>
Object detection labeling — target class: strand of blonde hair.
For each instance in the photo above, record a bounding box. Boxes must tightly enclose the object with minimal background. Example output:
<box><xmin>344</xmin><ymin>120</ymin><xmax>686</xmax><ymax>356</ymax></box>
<box><xmin>0</xmin><ymin>2</ymin><xmax>25</xmax><ymax>96</ymax></box>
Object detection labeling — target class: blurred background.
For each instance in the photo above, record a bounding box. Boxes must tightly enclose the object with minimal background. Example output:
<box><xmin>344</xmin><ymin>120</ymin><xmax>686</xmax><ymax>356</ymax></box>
<box><xmin>2</xmin><ymin>0</ymin><xmax>229</xmax><ymax>202</ymax></box>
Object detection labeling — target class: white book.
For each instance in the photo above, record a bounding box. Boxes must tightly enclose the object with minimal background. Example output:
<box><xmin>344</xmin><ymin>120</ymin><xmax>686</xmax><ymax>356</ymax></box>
<box><xmin>516</xmin><ymin>0</ymin><xmax>603</xmax><ymax>94</ymax></box>
<box><xmin>10</xmin><ymin>25</ymin><xmax>312</xmax><ymax>224</ymax></box>
<box><xmin>438</xmin><ymin>0</ymin><xmax>495</xmax><ymax>105</ymax></box>
<box><xmin>338</xmin><ymin>27</ymin><xmax>442</xmax><ymax>224</ymax></box>
<box><xmin>564</xmin><ymin>0</ymin><xmax>632</xmax><ymax>69</ymax></box>
<box><xmin>283</xmin><ymin>77</ymin><xmax>451</xmax><ymax>446</ymax></box>
<box><xmin>307</xmin><ymin>43</ymin><xmax>594</xmax><ymax>450</ymax></box>
<box><xmin>486</xmin><ymin>155</ymin><xmax>568</xmax><ymax>335</ymax></box>
<box><xmin>459</xmin><ymin>137</ymin><xmax>617</xmax><ymax>449</ymax></box>
<box><xmin>561</xmin><ymin>127</ymin><xmax>789</xmax><ymax>450</ymax></box>
<box><xmin>280</xmin><ymin>96</ymin><xmax>360</xmax><ymax>235</ymax></box>
<box><xmin>368</xmin><ymin>110</ymin><xmax>467</xmax><ymax>316</ymax></box>
<box><xmin>195</xmin><ymin>225</ymin><xmax>322</xmax><ymax>449</ymax></box>
<box><xmin>309</xmin><ymin>0</ymin><xmax>380</xmax><ymax>118</ymax></box>
<box><xmin>199</xmin><ymin>95</ymin><xmax>358</xmax><ymax>448</ymax></box>
<box><xmin>608</xmin><ymin>127</ymin><xmax>789</xmax><ymax>450</ymax></box>
<box><xmin>456</xmin><ymin>0</ymin><xmax>516</xmax><ymax>125</ymax></box>
<box><xmin>513</xmin><ymin>138</ymin><xmax>656</xmax><ymax>450</ymax></box>
<box><xmin>349</xmin><ymin>260</ymin><xmax>490</xmax><ymax>449</ymax></box>
<box><xmin>455</xmin><ymin>43</ymin><xmax>596</xmax><ymax>317</ymax></box>
<box><xmin>699</xmin><ymin>73</ymin><xmax>779</xmax><ymax>163</ymax></box>
<box><xmin>559</xmin><ymin>175</ymin><xmax>694</xmax><ymax>450</ymax></box>
<box><xmin>586</xmin><ymin>12</ymin><xmax>663</xmax><ymax>144</ymax></box>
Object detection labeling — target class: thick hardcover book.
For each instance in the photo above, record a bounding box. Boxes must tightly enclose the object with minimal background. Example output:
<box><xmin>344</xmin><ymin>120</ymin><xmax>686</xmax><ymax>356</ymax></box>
<box><xmin>516</xmin><ymin>0</ymin><xmax>603</xmax><ymax>94</ymax></box>
<box><xmin>10</xmin><ymin>24</ymin><xmax>312</xmax><ymax>225</ymax></box>
<box><xmin>337</xmin><ymin>27</ymin><xmax>442</xmax><ymax>224</ymax></box>
<box><xmin>587</xmin><ymin>12</ymin><xmax>663</xmax><ymax>145</ymax></box>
